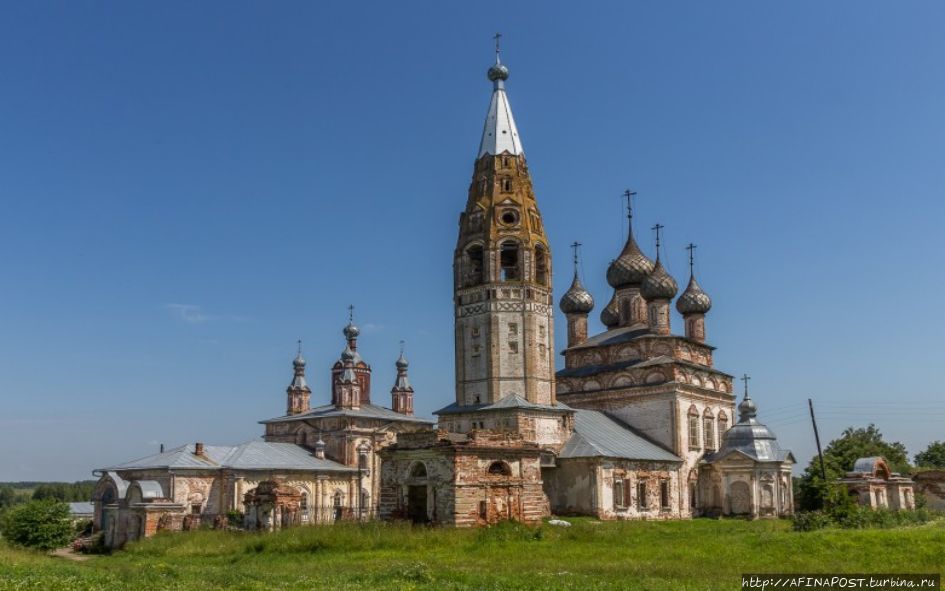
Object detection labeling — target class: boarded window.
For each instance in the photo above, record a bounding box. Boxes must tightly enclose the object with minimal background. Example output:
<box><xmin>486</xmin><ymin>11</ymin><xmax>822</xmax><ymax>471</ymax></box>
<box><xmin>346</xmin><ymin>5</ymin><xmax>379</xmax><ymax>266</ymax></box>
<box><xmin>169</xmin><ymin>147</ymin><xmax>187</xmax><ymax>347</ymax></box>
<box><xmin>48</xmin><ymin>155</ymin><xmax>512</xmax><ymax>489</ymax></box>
<box><xmin>637</xmin><ymin>482</ymin><xmax>647</xmax><ymax>510</ymax></box>
<box><xmin>660</xmin><ymin>481</ymin><xmax>671</xmax><ymax>510</ymax></box>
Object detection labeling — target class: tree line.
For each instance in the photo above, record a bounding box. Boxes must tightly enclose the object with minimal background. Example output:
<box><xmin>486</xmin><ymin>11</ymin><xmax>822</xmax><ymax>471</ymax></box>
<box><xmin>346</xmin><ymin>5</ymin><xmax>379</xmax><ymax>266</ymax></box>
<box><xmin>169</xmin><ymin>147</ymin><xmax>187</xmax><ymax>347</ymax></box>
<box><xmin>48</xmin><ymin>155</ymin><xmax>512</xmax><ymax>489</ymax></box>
<box><xmin>0</xmin><ymin>480</ymin><xmax>97</xmax><ymax>510</ymax></box>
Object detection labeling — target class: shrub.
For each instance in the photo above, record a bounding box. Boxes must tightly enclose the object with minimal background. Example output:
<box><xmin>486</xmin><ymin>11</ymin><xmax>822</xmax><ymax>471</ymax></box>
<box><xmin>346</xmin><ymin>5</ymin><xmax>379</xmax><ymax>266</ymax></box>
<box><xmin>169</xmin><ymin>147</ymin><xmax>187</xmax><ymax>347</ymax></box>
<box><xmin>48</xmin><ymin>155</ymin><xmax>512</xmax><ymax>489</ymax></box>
<box><xmin>0</xmin><ymin>499</ymin><xmax>74</xmax><ymax>550</ymax></box>
<box><xmin>792</xmin><ymin>511</ymin><xmax>832</xmax><ymax>532</ymax></box>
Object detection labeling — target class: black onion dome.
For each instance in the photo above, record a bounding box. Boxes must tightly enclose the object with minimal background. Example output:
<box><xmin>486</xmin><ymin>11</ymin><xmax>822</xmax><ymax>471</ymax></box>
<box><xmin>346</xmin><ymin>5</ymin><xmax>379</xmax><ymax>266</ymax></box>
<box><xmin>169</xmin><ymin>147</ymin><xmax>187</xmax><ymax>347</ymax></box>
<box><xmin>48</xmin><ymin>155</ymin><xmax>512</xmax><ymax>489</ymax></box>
<box><xmin>600</xmin><ymin>291</ymin><xmax>620</xmax><ymax>328</ymax></box>
<box><xmin>559</xmin><ymin>274</ymin><xmax>595</xmax><ymax>314</ymax></box>
<box><xmin>676</xmin><ymin>275</ymin><xmax>712</xmax><ymax>315</ymax></box>
<box><xmin>606</xmin><ymin>234</ymin><xmax>655</xmax><ymax>288</ymax></box>
<box><xmin>641</xmin><ymin>259</ymin><xmax>678</xmax><ymax>301</ymax></box>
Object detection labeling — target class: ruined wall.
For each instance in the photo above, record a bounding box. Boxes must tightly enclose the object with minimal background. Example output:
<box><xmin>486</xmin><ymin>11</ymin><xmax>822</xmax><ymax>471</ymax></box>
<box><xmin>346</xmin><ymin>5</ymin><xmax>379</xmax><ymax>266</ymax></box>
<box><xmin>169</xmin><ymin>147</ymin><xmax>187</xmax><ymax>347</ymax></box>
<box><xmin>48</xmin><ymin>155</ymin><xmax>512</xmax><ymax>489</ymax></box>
<box><xmin>913</xmin><ymin>471</ymin><xmax>945</xmax><ymax>510</ymax></box>
<box><xmin>543</xmin><ymin>458</ymin><xmax>598</xmax><ymax>515</ymax></box>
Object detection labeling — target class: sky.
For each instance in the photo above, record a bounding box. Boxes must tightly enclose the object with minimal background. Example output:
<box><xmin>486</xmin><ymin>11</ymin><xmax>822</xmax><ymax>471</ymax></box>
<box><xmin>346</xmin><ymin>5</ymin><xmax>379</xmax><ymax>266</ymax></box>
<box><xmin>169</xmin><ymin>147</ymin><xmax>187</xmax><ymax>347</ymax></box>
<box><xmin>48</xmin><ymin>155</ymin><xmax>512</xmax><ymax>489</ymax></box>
<box><xmin>1</xmin><ymin>1</ymin><xmax>944</xmax><ymax>481</ymax></box>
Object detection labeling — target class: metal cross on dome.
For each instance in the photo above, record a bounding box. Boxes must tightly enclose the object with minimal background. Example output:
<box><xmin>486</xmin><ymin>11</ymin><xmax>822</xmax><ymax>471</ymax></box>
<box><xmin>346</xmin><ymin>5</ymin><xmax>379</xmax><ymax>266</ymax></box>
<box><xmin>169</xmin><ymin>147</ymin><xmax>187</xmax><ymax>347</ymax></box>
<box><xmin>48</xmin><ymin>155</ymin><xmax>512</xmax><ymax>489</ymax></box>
<box><xmin>741</xmin><ymin>373</ymin><xmax>751</xmax><ymax>396</ymax></box>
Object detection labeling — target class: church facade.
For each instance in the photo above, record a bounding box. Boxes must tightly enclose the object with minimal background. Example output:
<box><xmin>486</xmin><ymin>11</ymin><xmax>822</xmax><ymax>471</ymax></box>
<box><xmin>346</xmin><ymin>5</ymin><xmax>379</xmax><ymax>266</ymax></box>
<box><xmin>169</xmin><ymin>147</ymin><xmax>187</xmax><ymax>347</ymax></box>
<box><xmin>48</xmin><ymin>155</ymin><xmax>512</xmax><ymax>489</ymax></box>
<box><xmin>93</xmin><ymin>47</ymin><xmax>795</xmax><ymax>545</ymax></box>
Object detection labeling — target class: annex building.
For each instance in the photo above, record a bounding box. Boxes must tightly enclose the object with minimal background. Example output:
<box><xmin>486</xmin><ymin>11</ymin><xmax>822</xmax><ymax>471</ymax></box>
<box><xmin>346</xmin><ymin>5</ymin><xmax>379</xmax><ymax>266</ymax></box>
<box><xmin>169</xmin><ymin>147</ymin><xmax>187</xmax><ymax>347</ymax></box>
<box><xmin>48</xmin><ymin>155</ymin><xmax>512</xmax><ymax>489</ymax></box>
<box><xmin>93</xmin><ymin>48</ymin><xmax>794</xmax><ymax>546</ymax></box>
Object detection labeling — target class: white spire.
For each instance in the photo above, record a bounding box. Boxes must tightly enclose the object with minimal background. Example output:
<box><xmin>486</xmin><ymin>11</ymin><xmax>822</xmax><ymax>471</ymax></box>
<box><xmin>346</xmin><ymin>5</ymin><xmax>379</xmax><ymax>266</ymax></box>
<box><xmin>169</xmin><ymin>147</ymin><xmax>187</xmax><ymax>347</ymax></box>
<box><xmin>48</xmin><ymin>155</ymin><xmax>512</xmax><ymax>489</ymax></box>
<box><xmin>478</xmin><ymin>57</ymin><xmax>524</xmax><ymax>158</ymax></box>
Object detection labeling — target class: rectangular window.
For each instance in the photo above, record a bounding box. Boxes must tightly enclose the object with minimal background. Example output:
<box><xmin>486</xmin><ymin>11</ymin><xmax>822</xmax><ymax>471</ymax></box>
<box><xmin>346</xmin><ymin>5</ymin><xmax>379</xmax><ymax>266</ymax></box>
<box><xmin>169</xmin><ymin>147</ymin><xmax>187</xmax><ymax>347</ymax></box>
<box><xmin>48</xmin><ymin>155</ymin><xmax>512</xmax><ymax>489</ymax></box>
<box><xmin>508</xmin><ymin>322</ymin><xmax>518</xmax><ymax>335</ymax></box>
<box><xmin>637</xmin><ymin>482</ymin><xmax>647</xmax><ymax>510</ymax></box>
<box><xmin>614</xmin><ymin>478</ymin><xmax>625</xmax><ymax>509</ymax></box>
<box><xmin>688</xmin><ymin>415</ymin><xmax>700</xmax><ymax>449</ymax></box>
<box><xmin>508</xmin><ymin>341</ymin><xmax>519</xmax><ymax>354</ymax></box>
<box><xmin>703</xmin><ymin>418</ymin><xmax>715</xmax><ymax>451</ymax></box>
<box><xmin>660</xmin><ymin>481</ymin><xmax>671</xmax><ymax>511</ymax></box>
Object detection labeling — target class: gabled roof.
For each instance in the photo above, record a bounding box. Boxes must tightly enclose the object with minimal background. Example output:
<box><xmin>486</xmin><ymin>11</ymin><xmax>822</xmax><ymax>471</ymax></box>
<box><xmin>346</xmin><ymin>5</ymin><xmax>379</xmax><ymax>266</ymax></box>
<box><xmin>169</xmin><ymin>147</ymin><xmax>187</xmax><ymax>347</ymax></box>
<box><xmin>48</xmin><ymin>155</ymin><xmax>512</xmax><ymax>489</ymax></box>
<box><xmin>559</xmin><ymin>408</ymin><xmax>681</xmax><ymax>462</ymax></box>
<box><xmin>261</xmin><ymin>403</ymin><xmax>433</xmax><ymax>425</ymax></box>
<box><xmin>102</xmin><ymin>441</ymin><xmax>355</xmax><ymax>473</ymax></box>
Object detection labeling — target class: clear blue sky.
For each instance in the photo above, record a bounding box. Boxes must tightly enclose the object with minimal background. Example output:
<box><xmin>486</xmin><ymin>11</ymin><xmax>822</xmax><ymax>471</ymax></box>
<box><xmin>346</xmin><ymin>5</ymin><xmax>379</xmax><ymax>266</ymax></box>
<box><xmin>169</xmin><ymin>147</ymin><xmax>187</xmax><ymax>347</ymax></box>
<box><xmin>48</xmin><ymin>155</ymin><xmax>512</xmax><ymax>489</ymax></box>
<box><xmin>2</xmin><ymin>1</ymin><xmax>944</xmax><ymax>481</ymax></box>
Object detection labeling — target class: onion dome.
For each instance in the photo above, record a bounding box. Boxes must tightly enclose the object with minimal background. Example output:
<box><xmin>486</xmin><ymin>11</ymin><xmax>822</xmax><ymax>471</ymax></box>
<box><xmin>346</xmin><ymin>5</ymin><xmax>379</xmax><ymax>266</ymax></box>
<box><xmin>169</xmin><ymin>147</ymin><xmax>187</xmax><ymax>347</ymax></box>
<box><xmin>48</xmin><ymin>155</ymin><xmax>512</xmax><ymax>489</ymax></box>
<box><xmin>559</xmin><ymin>274</ymin><xmax>595</xmax><ymax>314</ymax></box>
<box><xmin>343</xmin><ymin>322</ymin><xmax>360</xmax><ymax>340</ymax></box>
<box><xmin>293</xmin><ymin>352</ymin><xmax>306</xmax><ymax>369</ymax></box>
<box><xmin>488</xmin><ymin>61</ymin><xmax>509</xmax><ymax>82</ymax></box>
<box><xmin>738</xmin><ymin>393</ymin><xmax>757</xmax><ymax>421</ymax></box>
<box><xmin>395</xmin><ymin>351</ymin><xmax>409</xmax><ymax>370</ymax></box>
<box><xmin>600</xmin><ymin>290</ymin><xmax>620</xmax><ymax>328</ymax></box>
<box><xmin>676</xmin><ymin>275</ymin><xmax>712</xmax><ymax>315</ymax></box>
<box><xmin>606</xmin><ymin>234</ymin><xmax>655</xmax><ymax>289</ymax></box>
<box><xmin>641</xmin><ymin>259</ymin><xmax>678</xmax><ymax>301</ymax></box>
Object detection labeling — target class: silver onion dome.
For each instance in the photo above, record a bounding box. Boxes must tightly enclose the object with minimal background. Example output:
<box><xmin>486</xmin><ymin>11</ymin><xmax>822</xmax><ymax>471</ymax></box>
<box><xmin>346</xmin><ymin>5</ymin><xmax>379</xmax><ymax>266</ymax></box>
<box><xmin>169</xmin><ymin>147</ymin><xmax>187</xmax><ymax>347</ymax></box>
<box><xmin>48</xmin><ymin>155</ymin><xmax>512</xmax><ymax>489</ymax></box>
<box><xmin>676</xmin><ymin>275</ymin><xmax>712</xmax><ymax>315</ymax></box>
<box><xmin>738</xmin><ymin>394</ymin><xmax>758</xmax><ymax>421</ymax></box>
<box><xmin>395</xmin><ymin>352</ymin><xmax>409</xmax><ymax>370</ymax></box>
<box><xmin>293</xmin><ymin>353</ymin><xmax>306</xmax><ymax>369</ymax></box>
<box><xmin>488</xmin><ymin>61</ymin><xmax>509</xmax><ymax>82</ymax></box>
<box><xmin>641</xmin><ymin>259</ymin><xmax>678</xmax><ymax>301</ymax></box>
<box><xmin>343</xmin><ymin>322</ymin><xmax>360</xmax><ymax>339</ymax></box>
<box><xmin>600</xmin><ymin>291</ymin><xmax>620</xmax><ymax>328</ymax></box>
<box><xmin>606</xmin><ymin>235</ymin><xmax>655</xmax><ymax>289</ymax></box>
<box><xmin>559</xmin><ymin>274</ymin><xmax>595</xmax><ymax>314</ymax></box>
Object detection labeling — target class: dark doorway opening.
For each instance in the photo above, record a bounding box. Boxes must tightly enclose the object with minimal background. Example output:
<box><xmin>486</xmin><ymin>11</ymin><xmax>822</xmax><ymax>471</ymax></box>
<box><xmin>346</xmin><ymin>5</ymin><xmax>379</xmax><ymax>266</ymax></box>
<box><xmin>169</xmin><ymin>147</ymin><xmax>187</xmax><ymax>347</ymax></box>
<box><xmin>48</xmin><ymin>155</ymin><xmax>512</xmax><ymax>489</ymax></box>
<box><xmin>407</xmin><ymin>485</ymin><xmax>429</xmax><ymax>524</ymax></box>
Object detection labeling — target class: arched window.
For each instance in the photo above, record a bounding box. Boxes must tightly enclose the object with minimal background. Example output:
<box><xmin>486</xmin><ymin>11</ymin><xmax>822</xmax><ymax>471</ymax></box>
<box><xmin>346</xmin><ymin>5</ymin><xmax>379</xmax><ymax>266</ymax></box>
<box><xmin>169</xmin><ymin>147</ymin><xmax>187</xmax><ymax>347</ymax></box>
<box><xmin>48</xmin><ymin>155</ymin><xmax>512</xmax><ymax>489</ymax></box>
<box><xmin>688</xmin><ymin>406</ymin><xmax>700</xmax><ymax>449</ymax></box>
<box><xmin>487</xmin><ymin>461</ymin><xmax>512</xmax><ymax>476</ymax></box>
<box><xmin>718</xmin><ymin>411</ymin><xmax>729</xmax><ymax>436</ymax></box>
<box><xmin>409</xmin><ymin>462</ymin><xmax>428</xmax><ymax>479</ymax></box>
<box><xmin>703</xmin><ymin>409</ymin><xmax>716</xmax><ymax>451</ymax></box>
<box><xmin>500</xmin><ymin>242</ymin><xmax>520</xmax><ymax>281</ymax></box>
<box><xmin>534</xmin><ymin>245</ymin><xmax>548</xmax><ymax>285</ymax></box>
<box><xmin>464</xmin><ymin>245</ymin><xmax>484</xmax><ymax>286</ymax></box>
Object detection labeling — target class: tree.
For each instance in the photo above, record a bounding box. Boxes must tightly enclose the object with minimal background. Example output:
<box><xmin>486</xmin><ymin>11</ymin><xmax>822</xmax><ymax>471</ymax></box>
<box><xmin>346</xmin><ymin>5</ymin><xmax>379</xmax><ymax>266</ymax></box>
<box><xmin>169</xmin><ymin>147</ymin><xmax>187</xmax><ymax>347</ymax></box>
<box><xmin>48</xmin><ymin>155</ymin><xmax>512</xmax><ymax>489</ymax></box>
<box><xmin>0</xmin><ymin>486</ymin><xmax>18</xmax><ymax>509</ymax></box>
<box><xmin>0</xmin><ymin>500</ymin><xmax>74</xmax><ymax>550</ymax></box>
<box><xmin>915</xmin><ymin>441</ymin><xmax>945</xmax><ymax>469</ymax></box>
<box><xmin>797</xmin><ymin>424</ymin><xmax>910</xmax><ymax>511</ymax></box>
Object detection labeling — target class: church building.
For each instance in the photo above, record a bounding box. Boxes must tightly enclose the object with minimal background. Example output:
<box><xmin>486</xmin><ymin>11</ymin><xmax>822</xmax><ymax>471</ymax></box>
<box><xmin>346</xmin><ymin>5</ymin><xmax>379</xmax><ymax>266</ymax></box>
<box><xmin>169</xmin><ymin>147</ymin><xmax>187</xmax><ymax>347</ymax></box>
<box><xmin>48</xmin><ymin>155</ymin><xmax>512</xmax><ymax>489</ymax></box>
<box><xmin>93</xmin><ymin>44</ymin><xmax>795</xmax><ymax>545</ymax></box>
<box><xmin>378</xmin><ymin>47</ymin><xmax>794</xmax><ymax>523</ymax></box>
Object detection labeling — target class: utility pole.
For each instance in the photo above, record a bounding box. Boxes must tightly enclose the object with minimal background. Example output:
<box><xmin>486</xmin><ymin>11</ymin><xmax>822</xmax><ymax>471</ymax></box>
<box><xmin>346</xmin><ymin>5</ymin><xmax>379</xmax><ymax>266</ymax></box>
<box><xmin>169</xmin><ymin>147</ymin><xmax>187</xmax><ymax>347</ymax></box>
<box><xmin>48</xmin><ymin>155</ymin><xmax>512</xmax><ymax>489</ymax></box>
<box><xmin>808</xmin><ymin>398</ymin><xmax>827</xmax><ymax>482</ymax></box>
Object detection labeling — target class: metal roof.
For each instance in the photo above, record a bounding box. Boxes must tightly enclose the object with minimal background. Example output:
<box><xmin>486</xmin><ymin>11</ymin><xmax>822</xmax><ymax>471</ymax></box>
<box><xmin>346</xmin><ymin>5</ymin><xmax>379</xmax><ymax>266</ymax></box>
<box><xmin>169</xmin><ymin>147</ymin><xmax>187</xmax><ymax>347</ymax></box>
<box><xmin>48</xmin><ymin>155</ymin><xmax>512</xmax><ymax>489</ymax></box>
<box><xmin>565</xmin><ymin>326</ymin><xmax>717</xmax><ymax>352</ymax></box>
<box><xmin>435</xmin><ymin>395</ymin><xmax>569</xmax><ymax>415</ymax></box>
<box><xmin>68</xmin><ymin>502</ymin><xmax>94</xmax><ymax>516</ymax></box>
<box><xmin>102</xmin><ymin>441</ymin><xmax>355</xmax><ymax>473</ymax></box>
<box><xmin>560</xmin><ymin>408</ymin><xmax>681</xmax><ymax>462</ymax></box>
<box><xmin>703</xmin><ymin>397</ymin><xmax>794</xmax><ymax>465</ymax></box>
<box><xmin>261</xmin><ymin>403</ymin><xmax>433</xmax><ymax>425</ymax></box>
<box><xmin>133</xmin><ymin>480</ymin><xmax>165</xmax><ymax>500</ymax></box>
<box><xmin>478</xmin><ymin>74</ymin><xmax>523</xmax><ymax>157</ymax></box>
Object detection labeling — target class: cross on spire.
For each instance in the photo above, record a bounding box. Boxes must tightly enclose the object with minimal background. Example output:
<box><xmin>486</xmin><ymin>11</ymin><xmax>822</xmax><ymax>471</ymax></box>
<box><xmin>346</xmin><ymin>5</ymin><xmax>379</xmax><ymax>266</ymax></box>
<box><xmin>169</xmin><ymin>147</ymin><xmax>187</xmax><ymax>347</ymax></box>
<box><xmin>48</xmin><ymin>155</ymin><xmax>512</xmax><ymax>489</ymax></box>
<box><xmin>399</xmin><ymin>339</ymin><xmax>405</xmax><ymax>355</ymax></box>
<box><xmin>685</xmin><ymin>242</ymin><xmax>697</xmax><ymax>275</ymax></box>
<box><xmin>741</xmin><ymin>373</ymin><xmax>751</xmax><ymax>397</ymax></box>
<box><xmin>570</xmin><ymin>241</ymin><xmax>582</xmax><ymax>274</ymax></box>
<box><xmin>494</xmin><ymin>32</ymin><xmax>502</xmax><ymax>61</ymax></box>
<box><xmin>623</xmin><ymin>189</ymin><xmax>637</xmax><ymax>236</ymax></box>
<box><xmin>652</xmin><ymin>223</ymin><xmax>664</xmax><ymax>259</ymax></box>
<box><xmin>348</xmin><ymin>304</ymin><xmax>354</xmax><ymax>323</ymax></box>
<box><xmin>297</xmin><ymin>338</ymin><xmax>302</xmax><ymax>356</ymax></box>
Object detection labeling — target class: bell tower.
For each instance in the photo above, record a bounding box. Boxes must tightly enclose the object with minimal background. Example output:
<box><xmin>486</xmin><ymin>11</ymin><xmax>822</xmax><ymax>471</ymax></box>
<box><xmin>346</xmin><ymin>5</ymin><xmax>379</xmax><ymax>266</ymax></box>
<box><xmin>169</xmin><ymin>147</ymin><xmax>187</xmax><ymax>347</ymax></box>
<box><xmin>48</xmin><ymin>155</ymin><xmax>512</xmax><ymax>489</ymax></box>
<box><xmin>453</xmin><ymin>46</ymin><xmax>555</xmax><ymax>407</ymax></box>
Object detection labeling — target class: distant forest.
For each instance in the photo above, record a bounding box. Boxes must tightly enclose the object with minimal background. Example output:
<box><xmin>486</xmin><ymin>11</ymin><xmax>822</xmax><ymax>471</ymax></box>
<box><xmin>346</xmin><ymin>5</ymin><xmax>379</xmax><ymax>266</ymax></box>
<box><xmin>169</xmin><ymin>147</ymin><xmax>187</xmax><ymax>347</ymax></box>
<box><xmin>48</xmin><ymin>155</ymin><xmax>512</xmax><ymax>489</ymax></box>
<box><xmin>0</xmin><ymin>481</ymin><xmax>97</xmax><ymax>509</ymax></box>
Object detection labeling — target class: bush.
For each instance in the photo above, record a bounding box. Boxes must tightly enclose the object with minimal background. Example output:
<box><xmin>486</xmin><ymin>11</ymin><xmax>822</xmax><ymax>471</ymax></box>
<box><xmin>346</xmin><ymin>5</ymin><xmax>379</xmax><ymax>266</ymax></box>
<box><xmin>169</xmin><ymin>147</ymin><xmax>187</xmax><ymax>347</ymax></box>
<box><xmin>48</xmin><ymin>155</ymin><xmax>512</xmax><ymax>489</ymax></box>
<box><xmin>0</xmin><ymin>499</ymin><xmax>74</xmax><ymax>550</ymax></box>
<box><xmin>792</xmin><ymin>511</ymin><xmax>832</xmax><ymax>531</ymax></box>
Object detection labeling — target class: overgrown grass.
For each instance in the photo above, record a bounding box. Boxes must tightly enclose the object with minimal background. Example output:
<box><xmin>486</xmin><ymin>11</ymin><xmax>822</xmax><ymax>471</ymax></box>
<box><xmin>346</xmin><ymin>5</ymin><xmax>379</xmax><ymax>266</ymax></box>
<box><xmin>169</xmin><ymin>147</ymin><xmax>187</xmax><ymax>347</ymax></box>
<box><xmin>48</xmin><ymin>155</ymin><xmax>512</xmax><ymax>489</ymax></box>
<box><xmin>2</xmin><ymin>518</ymin><xmax>944</xmax><ymax>590</ymax></box>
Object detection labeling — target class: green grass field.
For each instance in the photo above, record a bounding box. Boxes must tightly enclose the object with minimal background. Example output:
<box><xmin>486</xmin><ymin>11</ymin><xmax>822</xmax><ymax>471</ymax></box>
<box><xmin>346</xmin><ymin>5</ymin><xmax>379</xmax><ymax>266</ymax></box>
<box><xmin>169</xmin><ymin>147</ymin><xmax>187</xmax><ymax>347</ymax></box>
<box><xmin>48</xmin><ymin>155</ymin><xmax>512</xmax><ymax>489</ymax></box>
<box><xmin>2</xmin><ymin>519</ymin><xmax>944</xmax><ymax>590</ymax></box>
